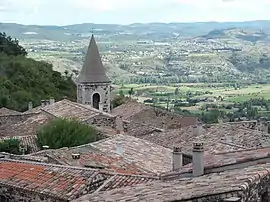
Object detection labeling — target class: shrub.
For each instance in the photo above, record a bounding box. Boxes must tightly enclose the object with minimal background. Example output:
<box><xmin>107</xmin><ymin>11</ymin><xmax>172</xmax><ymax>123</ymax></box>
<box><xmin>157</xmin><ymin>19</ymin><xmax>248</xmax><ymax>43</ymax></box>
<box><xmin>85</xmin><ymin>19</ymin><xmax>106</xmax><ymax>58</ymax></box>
<box><xmin>36</xmin><ymin>118</ymin><xmax>97</xmax><ymax>149</ymax></box>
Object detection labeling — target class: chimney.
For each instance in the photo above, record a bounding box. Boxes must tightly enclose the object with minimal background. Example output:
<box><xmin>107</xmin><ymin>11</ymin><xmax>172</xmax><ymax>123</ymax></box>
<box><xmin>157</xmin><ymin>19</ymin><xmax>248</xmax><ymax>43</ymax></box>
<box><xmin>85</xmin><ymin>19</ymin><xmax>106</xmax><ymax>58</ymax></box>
<box><xmin>99</xmin><ymin>102</ymin><xmax>103</xmax><ymax>111</ymax></box>
<box><xmin>72</xmin><ymin>153</ymin><xmax>80</xmax><ymax>159</ymax></box>
<box><xmin>42</xmin><ymin>145</ymin><xmax>49</xmax><ymax>150</ymax></box>
<box><xmin>49</xmin><ymin>97</ymin><xmax>55</xmax><ymax>105</ymax></box>
<box><xmin>172</xmin><ymin>147</ymin><xmax>182</xmax><ymax>171</ymax></box>
<box><xmin>193</xmin><ymin>123</ymin><xmax>202</xmax><ymax>136</ymax></box>
<box><xmin>28</xmin><ymin>102</ymin><xmax>33</xmax><ymax>110</ymax></box>
<box><xmin>41</xmin><ymin>100</ymin><xmax>45</xmax><ymax>107</ymax></box>
<box><xmin>192</xmin><ymin>142</ymin><xmax>204</xmax><ymax>177</ymax></box>
<box><xmin>116</xmin><ymin>141</ymin><xmax>123</xmax><ymax>155</ymax></box>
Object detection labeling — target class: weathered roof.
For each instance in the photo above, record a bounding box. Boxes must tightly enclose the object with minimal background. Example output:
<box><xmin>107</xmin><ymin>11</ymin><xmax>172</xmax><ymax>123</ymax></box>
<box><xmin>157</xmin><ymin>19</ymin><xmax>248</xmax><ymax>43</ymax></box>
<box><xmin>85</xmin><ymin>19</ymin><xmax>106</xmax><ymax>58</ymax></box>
<box><xmin>0</xmin><ymin>113</ymin><xmax>51</xmax><ymax>138</ymax></box>
<box><xmin>76</xmin><ymin>35</ymin><xmax>110</xmax><ymax>83</ymax></box>
<box><xmin>74</xmin><ymin>163</ymin><xmax>270</xmax><ymax>202</ymax></box>
<box><xmin>91</xmin><ymin>134</ymin><xmax>173</xmax><ymax>174</ymax></box>
<box><xmin>0</xmin><ymin>159</ymin><xmax>158</xmax><ymax>200</ymax></box>
<box><xmin>0</xmin><ymin>107</ymin><xmax>22</xmax><ymax>116</ymax></box>
<box><xmin>112</xmin><ymin>101</ymin><xmax>150</xmax><ymax>120</ymax></box>
<box><xmin>41</xmin><ymin>99</ymin><xmax>114</xmax><ymax>121</ymax></box>
<box><xmin>113</xmin><ymin>101</ymin><xmax>197</xmax><ymax>129</ymax></box>
<box><xmin>135</xmin><ymin>123</ymin><xmax>270</xmax><ymax>154</ymax></box>
<box><xmin>31</xmin><ymin>144</ymin><xmax>150</xmax><ymax>175</ymax></box>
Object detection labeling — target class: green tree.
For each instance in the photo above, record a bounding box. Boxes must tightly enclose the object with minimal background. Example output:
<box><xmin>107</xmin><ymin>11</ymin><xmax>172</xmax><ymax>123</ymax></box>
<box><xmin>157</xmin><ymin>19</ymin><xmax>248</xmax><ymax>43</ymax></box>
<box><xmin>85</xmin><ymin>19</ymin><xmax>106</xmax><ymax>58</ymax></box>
<box><xmin>0</xmin><ymin>34</ymin><xmax>76</xmax><ymax>111</ymax></box>
<box><xmin>0</xmin><ymin>138</ymin><xmax>31</xmax><ymax>155</ymax></box>
<box><xmin>112</xmin><ymin>95</ymin><xmax>129</xmax><ymax>108</ymax></box>
<box><xmin>128</xmin><ymin>88</ymin><xmax>134</xmax><ymax>98</ymax></box>
<box><xmin>36</xmin><ymin>118</ymin><xmax>98</xmax><ymax>149</ymax></box>
<box><xmin>0</xmin><ymin>32</ymin><xmax>27</xmax><ymax>56</ymax></box>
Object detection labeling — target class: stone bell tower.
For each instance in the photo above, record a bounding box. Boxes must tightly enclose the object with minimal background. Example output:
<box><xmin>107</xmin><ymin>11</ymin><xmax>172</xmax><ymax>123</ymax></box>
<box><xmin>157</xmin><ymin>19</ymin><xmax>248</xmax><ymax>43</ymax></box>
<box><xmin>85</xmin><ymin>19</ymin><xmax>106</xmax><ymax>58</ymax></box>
<box><xmin>76</xmin><ymin>34</ymin><xmax>111</xmax><ymax>112</ymax></box>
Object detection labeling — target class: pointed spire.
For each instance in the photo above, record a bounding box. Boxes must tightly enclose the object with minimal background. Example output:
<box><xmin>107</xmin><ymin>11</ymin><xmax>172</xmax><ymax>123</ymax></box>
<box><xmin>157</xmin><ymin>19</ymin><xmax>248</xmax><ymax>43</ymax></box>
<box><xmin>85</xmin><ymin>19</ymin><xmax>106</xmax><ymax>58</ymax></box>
<box><xmin>76</xmin><ymin>35</ymin><xmax>111</xmax><ymax>83</ymax></box>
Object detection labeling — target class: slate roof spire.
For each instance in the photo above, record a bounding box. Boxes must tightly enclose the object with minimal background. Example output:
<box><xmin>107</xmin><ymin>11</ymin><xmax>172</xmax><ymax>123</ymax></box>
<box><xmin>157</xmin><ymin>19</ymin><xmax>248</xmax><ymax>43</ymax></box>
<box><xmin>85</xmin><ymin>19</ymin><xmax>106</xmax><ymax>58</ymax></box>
<box><xmin>76</xmin><ymin>34</ymin><xmax>111</xmax><ymax>83</ymax></box>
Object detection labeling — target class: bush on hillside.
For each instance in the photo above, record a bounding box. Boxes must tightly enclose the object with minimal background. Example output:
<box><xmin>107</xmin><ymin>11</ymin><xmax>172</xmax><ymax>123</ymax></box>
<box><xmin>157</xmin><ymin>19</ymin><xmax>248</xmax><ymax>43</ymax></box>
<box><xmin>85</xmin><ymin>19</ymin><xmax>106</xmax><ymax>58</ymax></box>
<box><xmin>36</xmin><ymin>118</ymin><xmax>98</xmax><ymax>149</ymax></box>
<box><xmin>0</xmin><ymin>32</ymin><xmax>76</xmax><ymax>111</ymax></box>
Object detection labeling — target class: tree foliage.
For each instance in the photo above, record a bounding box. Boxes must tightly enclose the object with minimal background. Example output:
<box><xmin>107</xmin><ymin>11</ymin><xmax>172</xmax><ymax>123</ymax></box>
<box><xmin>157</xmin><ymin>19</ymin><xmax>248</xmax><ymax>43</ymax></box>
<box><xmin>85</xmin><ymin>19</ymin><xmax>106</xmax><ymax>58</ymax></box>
<box><xmin>0</xmin><ymin>138</ymin><xmax>31</xmax><ymax>155</ymax></box>
<box><xmin>36</xmin><ymin>118</ymin><xmax>98</xmax><ymax>149</ymax></box>
<box><xmin>0</xmin><ymin>32</ymin><xmax>27</xmax><ymax>56</ymax></box>
<box><xmin>0</xmin><ymin>32</ymin><xmax>76</xmax><ymax>111</ymax></box>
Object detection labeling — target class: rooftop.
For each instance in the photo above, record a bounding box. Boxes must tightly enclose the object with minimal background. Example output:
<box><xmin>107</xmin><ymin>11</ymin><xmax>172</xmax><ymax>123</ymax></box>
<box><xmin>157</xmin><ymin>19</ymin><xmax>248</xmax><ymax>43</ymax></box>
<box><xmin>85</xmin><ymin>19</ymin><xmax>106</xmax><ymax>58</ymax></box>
<box><xmin>112</xmin><ymin>101</ymin><xmax>197</xmax><ymax>129</ymax></box>
<box><xmin>112</xmin><ymin>101</ymin><xmax>149</xmax><ymax>120</ymax></box>
<box><xmin>41</xmin><ymin>99</ymin><xmax>114</xmax><ymax>121</ymax></box>
<box><xmin>0</xmin><ymin>107</ymin><xmax>22</xmax><ymax>116</ymax></box>
<box><xmin>0</xmin><ymin>159</ymin><xmax>158</xmax><ymax>200</ymax></box>
<box><xmin>134</xmin><ymin>123</ymin><xmax>270</xmax><ymax>154</ymax></box>
<box><xmin>0</xmin><ymin>113</ymin><xmax>51</xmax><ymax>138</ymax></box>
<box><xmin>91</xmin><ymin>134</ymin><xmax>173</xmax><ymax>174</ymax></box>
<box><xmin>31</xmin><ymin>144</ymin><xmax>150</xmax><ymax>175</ymax></box>
<box><xmin>75</xmin><ymin>163</ymin><xmax>270</xmax><ymax>201</ymax></box>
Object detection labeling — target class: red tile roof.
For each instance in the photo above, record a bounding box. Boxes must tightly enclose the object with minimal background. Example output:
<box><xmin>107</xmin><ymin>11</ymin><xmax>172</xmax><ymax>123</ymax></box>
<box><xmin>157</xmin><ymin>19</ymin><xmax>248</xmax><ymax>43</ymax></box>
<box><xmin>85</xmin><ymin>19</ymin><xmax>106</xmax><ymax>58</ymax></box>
<box><xmin>31</xmin><ymin>145</ymin><xmax>150</xmax><ymax>175</ymax></box>
<box><xmin>0</xmin><ymin>159</ymin><xmax>158</xmax><ymax>200</ymax></box>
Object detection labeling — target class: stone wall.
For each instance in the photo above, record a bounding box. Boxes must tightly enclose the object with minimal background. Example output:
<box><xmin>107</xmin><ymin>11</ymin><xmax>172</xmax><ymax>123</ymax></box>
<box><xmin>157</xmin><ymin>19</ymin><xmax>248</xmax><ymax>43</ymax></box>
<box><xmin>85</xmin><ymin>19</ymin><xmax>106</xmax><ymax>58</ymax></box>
<box><xmin>77</xmin><ymin>83</ymin><xmax>111</xmax><ymax>113</ymax></box>
<box><xmin>0</xmin><ymin>113</ymin><xmax>36</xmax><ymax>126</ymax></box>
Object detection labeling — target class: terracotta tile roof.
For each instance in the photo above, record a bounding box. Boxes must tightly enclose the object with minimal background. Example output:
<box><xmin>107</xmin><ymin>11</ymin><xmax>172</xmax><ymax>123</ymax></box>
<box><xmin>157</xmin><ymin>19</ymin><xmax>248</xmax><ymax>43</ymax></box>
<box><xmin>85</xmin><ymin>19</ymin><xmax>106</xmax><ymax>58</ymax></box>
<box><xmin>91</xmin><ymin>134</ymin><xmax>173</xmax><ymax>174</ymax></box>
<box><xmin>74</xmin><ymin>163</ymin><xmax>270</xmax><ymax>201</ymax></box>
<box><xmin>0</xmin><ymin>159</ymin><xmax>158</xmax><ymax>200</ymax></box>
<box><xmin>0</xmin><ymin>135</ymin><xmax>39</xmax><ymax>152</ymax></box>
<box><xmin>0</xmin><ymin>113</ymin><xmax>51</xmax><ymax>138</ymax></box>
<box><xmin>0</xmin><ymin>107</ymin><xmax>22</xmax><ymax>116</ymax></box>
<box><xmin>135</xmin><ymin>123</ymin><xmax>270</xmax><ymax>154</ymax></box>
<box><xmin>31</xmin><ymin>144</ymin><xmax>150</xmax><ymax>175</ymax></box>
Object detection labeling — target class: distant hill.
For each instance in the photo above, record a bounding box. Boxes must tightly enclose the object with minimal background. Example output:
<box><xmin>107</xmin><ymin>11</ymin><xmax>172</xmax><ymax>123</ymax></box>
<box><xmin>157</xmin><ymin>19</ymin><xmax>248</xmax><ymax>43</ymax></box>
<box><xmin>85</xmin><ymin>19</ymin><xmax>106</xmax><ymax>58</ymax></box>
<box><xmin>201</xmin><ymin>27</ymin><xmax>270</xmax><ymax>42</ymax></box>
<box><xmin>1</xmin><ymin>20</ymin><xmax>270</xmax><ymax>41</ymax></box>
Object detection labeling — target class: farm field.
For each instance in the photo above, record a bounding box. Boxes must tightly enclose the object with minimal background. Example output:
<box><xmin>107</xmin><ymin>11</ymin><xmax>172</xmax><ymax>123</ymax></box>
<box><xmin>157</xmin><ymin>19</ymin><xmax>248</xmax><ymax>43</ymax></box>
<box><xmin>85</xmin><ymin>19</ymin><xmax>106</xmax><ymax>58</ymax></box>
<box><xmin>112</xmin><ymin>83</ymin><xmax>270</xmax><ymax>114</ymax></box>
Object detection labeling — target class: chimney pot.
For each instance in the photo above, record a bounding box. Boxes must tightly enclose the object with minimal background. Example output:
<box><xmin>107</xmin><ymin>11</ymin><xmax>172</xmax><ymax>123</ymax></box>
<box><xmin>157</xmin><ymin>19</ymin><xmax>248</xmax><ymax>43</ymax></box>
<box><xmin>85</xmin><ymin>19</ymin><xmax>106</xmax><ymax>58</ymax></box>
<box><xmin>41</xmin><ymin>100</ymin><xmax>45</xmax><ymax>107</ymax></box>
<box><xmin>192</xmin><ymin>142</ymin><xmax>204</xmax><ymax>177</ymax></box>
<box><xmin>49</xmin><ymin>97</ymin><xmax>55</xmax><ymax>105</ymax></box>
<box><xmin>172</xmin><ymin>146</ymin><xmax>182</xmax><ymax>171</ymax></box>
<box><xmin>28</xmin><ymin>102</ymin><xmax>33</xmax><ymax>110</ymax></box>
<box><xmin>42</xmin><ymin>145</ymin><xmax>49</xmax><ymax>150</ymax></box>
<box><xmin>72</xmin><ymin>153</ymin><xmax>80</xmax><ymax>159</ymax></box>
<box><xmin>116</xmin><ymin>141</ymin><xmax>123</xmax><ymax>155</ymax></box>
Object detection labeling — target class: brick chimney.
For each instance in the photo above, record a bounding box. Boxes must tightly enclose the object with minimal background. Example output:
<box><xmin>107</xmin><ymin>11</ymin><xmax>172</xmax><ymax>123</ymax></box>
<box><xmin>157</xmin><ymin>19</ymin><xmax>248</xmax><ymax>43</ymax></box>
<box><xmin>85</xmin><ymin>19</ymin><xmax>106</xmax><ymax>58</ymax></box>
<box><xmin>192</xmin><ymin>142</ymin><xmax>204</xmax><ymax>177</ymax></box>
<box><xmin>172</xmin><ymin>147</ymin><xmax>182</xmax><ymax>171</ymax></box>
<box><xmin>28</xmin><ymin>102</ymin><xmax>33</xmax><ymax>110</ymax></box>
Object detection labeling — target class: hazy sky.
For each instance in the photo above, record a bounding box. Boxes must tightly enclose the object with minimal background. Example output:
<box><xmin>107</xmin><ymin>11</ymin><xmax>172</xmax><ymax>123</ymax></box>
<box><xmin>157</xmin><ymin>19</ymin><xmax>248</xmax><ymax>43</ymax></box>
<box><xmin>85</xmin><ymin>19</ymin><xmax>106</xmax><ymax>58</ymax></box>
<box><xmin>0</xmin><ymin>0</ymin><xmax>270</xmax><ymax>25</ymax></box>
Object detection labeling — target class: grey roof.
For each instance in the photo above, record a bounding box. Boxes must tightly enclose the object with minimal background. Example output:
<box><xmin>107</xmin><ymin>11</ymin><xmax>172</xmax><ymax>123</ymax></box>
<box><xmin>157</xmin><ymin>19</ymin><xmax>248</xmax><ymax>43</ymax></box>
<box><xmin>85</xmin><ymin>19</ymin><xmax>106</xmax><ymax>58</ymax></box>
<box><xmin>76</xmin><ymin>35</ymin><xmax>111</xmax><ymax>83</ymax></box>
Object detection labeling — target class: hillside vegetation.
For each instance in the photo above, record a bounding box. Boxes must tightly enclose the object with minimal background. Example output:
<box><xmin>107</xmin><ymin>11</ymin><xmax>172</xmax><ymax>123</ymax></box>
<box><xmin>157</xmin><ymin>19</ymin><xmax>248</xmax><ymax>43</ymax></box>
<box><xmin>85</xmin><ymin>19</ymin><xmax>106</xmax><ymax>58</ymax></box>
<box><xmin>0</xmin><ymin>32</ymin><xmax>76</xmax><ymax>111</ymax></box>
